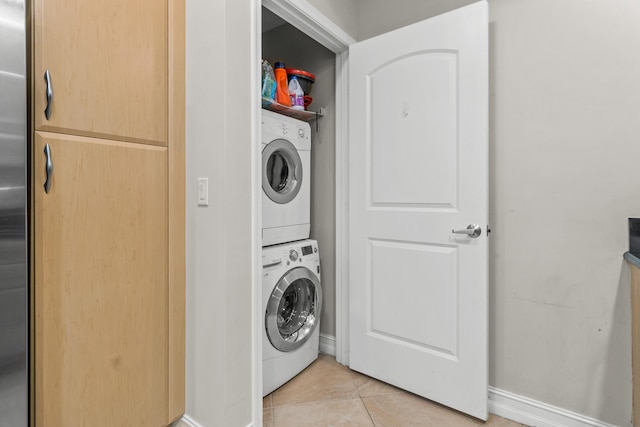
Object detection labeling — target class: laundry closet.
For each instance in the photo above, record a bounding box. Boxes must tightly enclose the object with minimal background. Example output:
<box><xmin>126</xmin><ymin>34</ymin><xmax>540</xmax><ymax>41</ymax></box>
<box><xmin>258</xmin><ymin>1</ymin><xmax>492</xmax><ymax>422</ymax></box>
<box><xmin>261</xmin><ymin>6</ymin><xmax>338</xmax><ymax>356</ymax></box>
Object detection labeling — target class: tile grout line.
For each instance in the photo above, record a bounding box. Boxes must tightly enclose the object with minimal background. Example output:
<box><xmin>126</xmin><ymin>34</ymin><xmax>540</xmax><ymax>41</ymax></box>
<box><xmin>360</xmin><ymin>395</ymin><xmax>379</xmax><ymax>427</ymax></box>
<box><xmin>268</xmin><ymin>407</ymin><xmax>274</xmax><ymax>427</ymax></box>
<box><xmin>353</xmin><ymin>374</ymin><xmax>377</xmax><ymax>427</ymax></box>
<box><xmin>269</xmin><ymin>367</ymin><xmax>364</xmax><ymax>410</ymax></box>
<box><xmin>271</xmin><ymin>395</ymin><xmax>365</xmax><ymax>409</ymax></box>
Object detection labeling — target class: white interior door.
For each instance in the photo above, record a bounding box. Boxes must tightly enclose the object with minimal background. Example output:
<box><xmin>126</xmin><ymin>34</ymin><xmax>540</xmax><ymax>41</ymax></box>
<box><xmin>348</xmin><ymin>1</ymin><xmax>489</xmax><ymax>420</ymax></box>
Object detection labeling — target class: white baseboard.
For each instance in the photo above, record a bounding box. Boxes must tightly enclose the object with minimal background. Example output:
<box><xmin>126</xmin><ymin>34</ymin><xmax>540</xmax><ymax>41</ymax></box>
<box><xmin>319</xmin><ymin>333</ymin><xmax>336</xmax><ymax>356</ymax></box>
<box><xmin>177</xmin><ymin>415</ymin><xmax>201</xmax><ymax>427</ymax></box>
<box><xmin>488</xmin><ymin>387</ymin><xmax>621</xmax><ymax>427</ymax></box>
<box><xmin>178</xmin><ymin>415</ymin><xmax>253</xmax><ymax>427</ymax></box>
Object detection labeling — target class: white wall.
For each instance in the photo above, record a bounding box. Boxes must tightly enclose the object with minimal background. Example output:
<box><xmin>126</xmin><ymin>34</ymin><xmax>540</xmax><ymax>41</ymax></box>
<box><xmin>306</xmin><ymin>0</ymin><xmax>358</xmax><ymax>41</ymax></box>
<box><xmin>355</xmin><ymin>1</ymin><xmax>640</xmax><ymax>425</ymax></box>
<box><xmin>489</xmin><ymin>1</ymin><xmax>639</xmax><ymax>424</ymax></box>
<box><xmin>356</xmin><ymin>0</ymin><xmax>478</xmax><ymax>40</ymax></box>
<box><xmin>185</xmin><ymin>0</ymin><xmax>255</xmax><ymax>425</ymax></box>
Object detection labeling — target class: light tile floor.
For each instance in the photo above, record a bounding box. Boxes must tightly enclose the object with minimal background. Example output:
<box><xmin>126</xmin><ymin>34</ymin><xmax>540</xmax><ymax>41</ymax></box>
<box><xmin>264</xmin><ymin>354</ymin><xmax>528</xmax><ymax>427</ymax></box>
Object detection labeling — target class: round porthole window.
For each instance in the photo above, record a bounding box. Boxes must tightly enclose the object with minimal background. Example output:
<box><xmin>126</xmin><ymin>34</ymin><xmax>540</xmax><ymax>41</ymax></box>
<box><xmin>262</xmin><ymin>139</ymin><xmax>303</xmax><ymax>204</ymax></box>
<box><xmin>265</xmin><ymin>267</ymin><xmax>322</xmax><ymax>352</ymax></box>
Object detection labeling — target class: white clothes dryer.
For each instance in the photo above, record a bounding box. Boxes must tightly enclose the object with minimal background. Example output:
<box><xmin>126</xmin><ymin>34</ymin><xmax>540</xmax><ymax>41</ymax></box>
<box><xmin>261</xmin><ymin>109</ymin><xmax>311</xmax><ymax>247</ymax></box>
<box><xmin>262</xmin><ymin>239</ymin><xmax>322</xmax><ymax>396</ymax></box>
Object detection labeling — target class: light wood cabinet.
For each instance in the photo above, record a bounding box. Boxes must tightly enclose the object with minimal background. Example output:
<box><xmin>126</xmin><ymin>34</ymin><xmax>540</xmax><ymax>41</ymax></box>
<box><xmin>33</xmin><ymin>0</ymin><xmax>169</xmax><ymax>145</ymax></box>
<box><xmin>31</xmin><ymin>0</ymin><xmax>184</xmax><ymax>425</ymax></box>
<box><xmin>34</xmin><ymin>132</ymin><xmax>169</xmax><ymax>426</ymax></box>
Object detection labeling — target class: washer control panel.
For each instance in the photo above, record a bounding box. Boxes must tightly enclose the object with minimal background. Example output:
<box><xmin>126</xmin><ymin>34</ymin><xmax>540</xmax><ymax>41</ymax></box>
<box><xmin>262</xmin><ymin>240</ymin><xmax>319</xmax><ymax>269</ymax></box>
<box><xmin>262</xmin><ymin>240</ymin><xmax>321</xmax><ymax>282</ymax></box>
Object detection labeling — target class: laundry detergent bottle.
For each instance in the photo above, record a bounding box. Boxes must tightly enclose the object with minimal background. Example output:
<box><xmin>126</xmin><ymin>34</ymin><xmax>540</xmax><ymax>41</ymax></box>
<box><xmin>288</xmin><ymin>76</ymin><xmax>305</xmax><ymax>110</ymax></box>
<box><xmin>274</xmin><ymin>61</ymin><xmax>292</xmax><ymax>106</ymax></box>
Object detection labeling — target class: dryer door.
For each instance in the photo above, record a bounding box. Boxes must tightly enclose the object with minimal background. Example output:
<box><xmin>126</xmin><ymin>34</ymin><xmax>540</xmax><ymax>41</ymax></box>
<box><xmin>262</xmin><ymin>139</ymin><xmax>303</xmax><ymax>204</ymax></box>
<box><xmin>266</xmin><ymin>266</ymin><xmax>322</xmax><ymax>352</ymax></box>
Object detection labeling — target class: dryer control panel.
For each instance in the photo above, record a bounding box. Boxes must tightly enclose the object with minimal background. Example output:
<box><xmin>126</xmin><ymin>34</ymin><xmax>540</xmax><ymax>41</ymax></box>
<box><xmin>273</xmin><ymin>121</ymin><xmax>309</xmax><ymax>141</ymax></box>
<box><xmin>262</xmin><ymin>109</ymin><xmax>311</xmax><ymax>150</ymax></box>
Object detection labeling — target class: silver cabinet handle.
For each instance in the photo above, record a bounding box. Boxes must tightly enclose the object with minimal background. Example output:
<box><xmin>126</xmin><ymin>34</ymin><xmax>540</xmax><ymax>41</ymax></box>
<box><xmin>44</xmin><ymin>143</ymin><xmax>53</xmax><ymax>193</ymax></box>
<box><xmin>452</xmin><ymin>224</ymin><xmax>482</xmax><ymax>238</ymax></box>
<box><xmin>44</xmin><ymin>70</ymin><xmax>53</xmax><ymax>120</ymax></box>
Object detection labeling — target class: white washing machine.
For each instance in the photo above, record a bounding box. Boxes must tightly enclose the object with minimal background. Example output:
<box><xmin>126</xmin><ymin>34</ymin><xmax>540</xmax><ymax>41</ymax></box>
<box><xmin>261</xmin><ymin>109</ymin><xmax>311</xmax><ymax>247</ymax></box>
<box><xmin>262</xmin><ymin>239</ymin><xmax>322</xmax><ymax>396</ymax></box>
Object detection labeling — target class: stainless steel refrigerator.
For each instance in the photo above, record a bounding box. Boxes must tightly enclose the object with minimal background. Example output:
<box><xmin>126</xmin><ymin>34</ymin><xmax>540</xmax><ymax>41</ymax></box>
<box><xmin>0</xmin><ymin>0</ymin><xmax>28</xmax><ymax>425</ymax></box>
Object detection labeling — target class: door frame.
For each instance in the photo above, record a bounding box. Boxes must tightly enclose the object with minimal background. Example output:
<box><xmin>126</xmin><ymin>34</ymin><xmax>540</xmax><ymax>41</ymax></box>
<box><xmin>254</xmin><ymin>0</ymin><xmax>354</xmax><ymax>423</ymax></box>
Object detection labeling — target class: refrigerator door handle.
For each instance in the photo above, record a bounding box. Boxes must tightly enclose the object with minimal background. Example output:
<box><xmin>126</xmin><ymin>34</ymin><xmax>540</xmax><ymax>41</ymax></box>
<box><xmin>44</xmin><ymin>70</ymin><xmax>53</xmax><ymax>120</ymax></box>
<box><xmin>44</xmin><ymin>143</ymin><xmax>53</xmax><ymax>193</ymax></box>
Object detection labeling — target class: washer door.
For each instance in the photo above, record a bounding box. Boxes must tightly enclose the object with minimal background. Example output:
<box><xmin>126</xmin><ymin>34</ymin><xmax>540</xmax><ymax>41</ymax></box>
<box><xmin>262</xmin><ymin>139</ymin><xmax>303</xmax><ymax>204</ymax></box>
<box><xmin>266</xmin><ymin>266</ymin><xmax>322</xmax><ymax>352</ymax></box>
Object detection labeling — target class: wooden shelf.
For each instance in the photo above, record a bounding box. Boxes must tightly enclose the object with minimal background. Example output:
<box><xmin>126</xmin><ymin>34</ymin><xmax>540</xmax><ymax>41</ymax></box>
<box><xmin>262</xmin><ymin>97</ymin><xmax>323</xmax><ymax>121</ymax></box>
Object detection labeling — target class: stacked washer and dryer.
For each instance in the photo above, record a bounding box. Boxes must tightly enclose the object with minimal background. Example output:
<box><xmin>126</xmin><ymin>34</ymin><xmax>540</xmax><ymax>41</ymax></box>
<box><xmin>261</xmin><ymin>109</ymin><xmax>322</xmax><ymax>396</ymax></box>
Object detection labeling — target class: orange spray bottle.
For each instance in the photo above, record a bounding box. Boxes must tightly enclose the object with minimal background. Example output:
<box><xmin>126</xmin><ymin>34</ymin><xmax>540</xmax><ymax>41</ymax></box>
<box><xmin>274</xmin><ymin>62</ymin><xmax>291</xmax><ymax>106</ymax></box>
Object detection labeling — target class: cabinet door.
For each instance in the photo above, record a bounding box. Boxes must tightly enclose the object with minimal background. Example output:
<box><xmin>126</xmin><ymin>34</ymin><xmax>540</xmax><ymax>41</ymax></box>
<box><xmin>34</xmin><ymin>131</ymin><xmax>168</xmax><ymax>426</ymax></box>
<box><xmin>33</xmin><ymin>0</ymin><xmax>168</xmax><ymax>145</ymax></box>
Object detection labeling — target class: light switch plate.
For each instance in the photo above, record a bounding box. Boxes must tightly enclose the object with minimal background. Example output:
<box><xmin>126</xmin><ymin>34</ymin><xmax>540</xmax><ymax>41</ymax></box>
<box><xmin>197</xmin><ymin>178</ymin><xmax>208</xmax><ymax>206</ymax></box>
